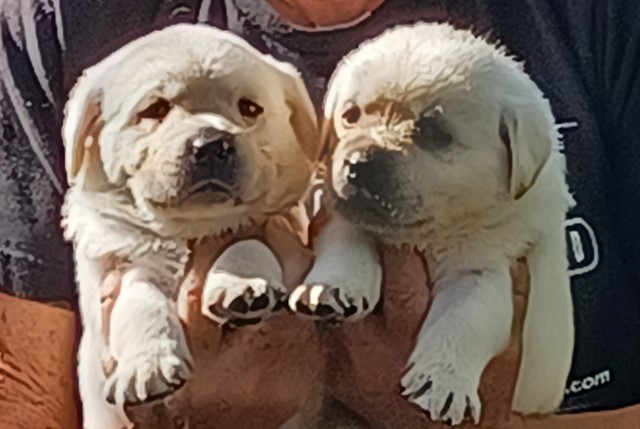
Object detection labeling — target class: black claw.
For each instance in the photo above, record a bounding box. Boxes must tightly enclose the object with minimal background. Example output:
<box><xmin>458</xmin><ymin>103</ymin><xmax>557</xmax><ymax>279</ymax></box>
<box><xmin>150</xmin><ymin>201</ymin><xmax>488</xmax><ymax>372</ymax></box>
<box><xmin>410</xmin><ymin>379</ymin><xmax>432</xmax><ymax>399</ymax></box>
<box><xmin>296</xmin><ymin>301</ymin><xmax>314</xmax><ymax>315</ymax></box>
<box><xmin>343</xmin><ymin>305</ymin><xmax>358</xmax><ymax>318</ymax></box>
<box><xmin>109</xmin><ymin>378</ymin><xmax>186</xmax><ymax>408</ymax></box>
<box><xmin>330</xmin><ymin>288</ymin><xmax>348</xmax><ymax>310</ymax></box>
<box><xmin>228</xmin><ymin>296</ymin><xmax>250</xmax><ymax>313</ymax></box>
<box><xmin>362</xmin><ymin>298</ymin><xmax>370</xmax><ymax>311</ymax></box>
<box><xmin>440</xmin><ymin>392</ymin><xmax>454</xmax><ymax>418</ymax></box>
<box><xmin>273</xmin><ymin>298</ymin><xmax>288</xmax><ymax>312</ymax></box>
<box><xmin>250</xmin><ymin>294</ymin><xmax>270</xmax><ymax>311</ymax></box>
<box><xmin>127</xmin><ymin>381</ymin><xmax>184</xmax><ymax>407</ymax></box>
<box><xmin>464</xmin><ymin>395</ymin><xmax>474</xmax><ymax>421</ymax></box>
<box><xmin>315</xmin><ymin>303</ymin><xmax>337</xmax><ymax>317</ymax></box>
<box><xmin>208</xmin><ymin>304</ymin><xmax>228</xmax><ymax>319</ymax></box>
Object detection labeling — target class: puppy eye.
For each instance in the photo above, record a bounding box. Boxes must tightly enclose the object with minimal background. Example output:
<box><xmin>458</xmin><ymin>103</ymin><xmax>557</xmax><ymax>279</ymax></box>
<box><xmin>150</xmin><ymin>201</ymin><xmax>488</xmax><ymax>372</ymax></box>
<box><xmin>342</xmin><ymin>106</ymin><xmax>361</xmax><ymax>126</ymax></box>
<box><xmin>238</xmin><ymin>98</ymin><xmax>264</xmax><ymax>118</ymax></box>
<box><xmin>413</xmin><ymin>116</ymin><xmax>453</xmax><ymax>150</ymax></box>
<box><xmin>137</xmin><ymin>98</ymin><xmax>172</xmax><ymax>122</ymax></box>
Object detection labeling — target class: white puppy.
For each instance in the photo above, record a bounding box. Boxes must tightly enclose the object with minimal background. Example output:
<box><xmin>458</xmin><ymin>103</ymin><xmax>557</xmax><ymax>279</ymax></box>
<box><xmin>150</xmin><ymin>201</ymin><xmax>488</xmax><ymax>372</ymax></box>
<box><xmin>290</xmin><ymin>23</ymin><xmax>575</xmax><ymax>425</ymax></box>
<box><xmin>62</xmin><ymin>24</ymin><xmax>318</xmax><ymax>429</ymax></box>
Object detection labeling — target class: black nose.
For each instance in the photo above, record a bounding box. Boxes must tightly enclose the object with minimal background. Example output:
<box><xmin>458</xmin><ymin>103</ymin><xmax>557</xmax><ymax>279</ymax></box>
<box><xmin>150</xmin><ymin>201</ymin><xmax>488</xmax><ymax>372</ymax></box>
<box><xmin>346</xmin><ymin>152</ymin><xmax>391</xmax><ymax>188</ymax></box>
<box><xmin>190</xmin><ymin>128</ymin><xmax>237</xmax><ymax>186</ymax></box>
<box><xmin>347</xmin><ymin>160</ymin><xmax>375</xmax><ymax>188</ymax></box>
<box><xmin>345</xmin><ymin>151</ymin><xmax>395</xmax><ymax>194</ymax></box>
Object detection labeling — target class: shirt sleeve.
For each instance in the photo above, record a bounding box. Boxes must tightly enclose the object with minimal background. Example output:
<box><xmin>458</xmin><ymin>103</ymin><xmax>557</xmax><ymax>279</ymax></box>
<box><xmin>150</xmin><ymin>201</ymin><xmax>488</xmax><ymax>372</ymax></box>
<box><xmin>0</xmin><ymin>0</ymin><xmax>224</xmax><ymax>301</ymax></box>
<box><xmin>468</xmin><ymin>0</ymin><xmax>640</xmax><ymax>411</ymax></box>
<box><xmin>598</xmin><ymin>2</ymin><xmax>640</xmax><ymax>271</ymax></box>
<box><xmin>546</xmin><ymin>1</ymin><xmax>640</xmax><ymax>269</ymax></box>
<box><xmin>0</xmin><ymin>0</ymin><xmax>71</xmax><ymax>301</ymax></box>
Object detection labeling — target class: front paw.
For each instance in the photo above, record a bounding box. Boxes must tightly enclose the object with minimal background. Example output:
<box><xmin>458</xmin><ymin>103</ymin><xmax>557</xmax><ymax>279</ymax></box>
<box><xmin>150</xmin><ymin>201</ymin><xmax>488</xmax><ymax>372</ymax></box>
<box><xmin>288</xmin><ymin>282</ymin><xmax>376</xmax><ymax>322</ymax></box>
<box><xmin>104</xmin><ymin>339</ymin><xmax>192</xmax><ymax>406</ymax></box>
<box><xmin>202</xmin><ymin>272</ymin><xmax>287</xmax><ymax>326</ymax></box>
<box><xmin>401</xmin><ymin>356</ymin><xmax>481</xmax><ymax>426</ymax></box>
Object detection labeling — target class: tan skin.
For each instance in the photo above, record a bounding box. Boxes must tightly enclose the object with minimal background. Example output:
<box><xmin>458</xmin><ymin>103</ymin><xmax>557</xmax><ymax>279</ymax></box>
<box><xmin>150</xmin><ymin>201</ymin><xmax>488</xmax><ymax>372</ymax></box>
<box><xmin>99</xmin><ymin>210</ymin><xmax>637</xmax><ymax>428</ymax></box>
<box><xmin>1</xmin><ymin>2</ymin><xmax>637</xmax><ymax>428</ymax></box>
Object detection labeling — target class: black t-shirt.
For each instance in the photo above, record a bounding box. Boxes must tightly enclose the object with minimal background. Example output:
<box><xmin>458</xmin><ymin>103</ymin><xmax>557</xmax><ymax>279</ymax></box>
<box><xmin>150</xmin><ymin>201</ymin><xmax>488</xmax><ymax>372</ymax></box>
<box><xmin>1</xmin><ymin>0</ymin><xmax>638</xmax><ymax>413</ymax></box>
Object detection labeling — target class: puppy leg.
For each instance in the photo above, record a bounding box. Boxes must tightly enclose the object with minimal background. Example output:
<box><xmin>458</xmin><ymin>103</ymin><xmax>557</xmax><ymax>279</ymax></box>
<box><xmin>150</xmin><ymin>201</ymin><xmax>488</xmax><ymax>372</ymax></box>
<box><xmin>512</xmin><ymin>224</ymin><xmax>574</xmax><ymax>413</ymax></box>
<box><xmin>75</xmin><ymin>251</ymin><xmax>128</xmax><ymax>429</ymax></box>
<box><xmin>78</xmin><ymin>334</ymin><xmax>128</xmax><ymax>429</ymax></box>
<box><xmin>401</xmin><ymin>266</ymin><xmax>513</xmax><ymax>426</ymax></box>
<box><xmin>105</xmin><ymin>266</ymin><xmax>193</xmax><ymax>406</ymax></box>
<box><xmin>289</xmin><ymin>213</ymin><xmax>382</xmax><ymax>321</ymax></box>
<box><xmin>201</xmin><ymin>239</ymin><xmax>287</xmax><ymax>326</ymax></box>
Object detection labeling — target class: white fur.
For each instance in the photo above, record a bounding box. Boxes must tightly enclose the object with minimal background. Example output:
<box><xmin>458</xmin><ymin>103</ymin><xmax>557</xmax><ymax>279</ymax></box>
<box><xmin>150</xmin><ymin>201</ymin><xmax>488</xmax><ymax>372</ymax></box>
<box><xmin>202</xmin><ymin>239</ymin><xmax>287</xmax><ymax>324</ymax></box>
<box><xmin>310</xmin><ymin>22</ymin><xmax>575</xmax><ymax>425</ymax></box>
<box><xmin>289</xmin><ymin>211</ymin><xmax>382</xmax><ymax>319</ymax></box>
<box><xmin>62</xmin><ymin>24</ymin><xmax>318</xmax><ymax>428</ymax></box>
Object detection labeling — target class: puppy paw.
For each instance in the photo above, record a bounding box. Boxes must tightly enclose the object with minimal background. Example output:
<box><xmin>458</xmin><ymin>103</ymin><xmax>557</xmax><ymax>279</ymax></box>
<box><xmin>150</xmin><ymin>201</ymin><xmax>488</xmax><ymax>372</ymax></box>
<box><xmin>104</xmin><ymin>339</ymin><xmax>192</xmax><ymax>406</ymax></box>
<box><xmin>202</xmin><ymin>272</ymin><xmax>287</xmax><ymax>326</ymax></box>
<box><xmin>288</xmin><ymin>283</ymin><xmax>374</xmax><ymax>322</ymax></box>
<box><xmin>401</xmin><ymin>358</ymin><xmax>481</xmax><ymax>426</ymax></box>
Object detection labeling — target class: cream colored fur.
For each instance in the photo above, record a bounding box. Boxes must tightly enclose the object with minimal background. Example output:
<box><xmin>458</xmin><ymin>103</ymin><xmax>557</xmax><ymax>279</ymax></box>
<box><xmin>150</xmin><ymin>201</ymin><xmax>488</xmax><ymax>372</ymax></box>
<box><xmin>295</xmin><ymin>23</ymin><xmax>575</xmax><ymax>425</ymax></box>
<box><xmin>62</xmin><ymin>24</ymin><xmax>318</xmax><ymax>429</ymax></box>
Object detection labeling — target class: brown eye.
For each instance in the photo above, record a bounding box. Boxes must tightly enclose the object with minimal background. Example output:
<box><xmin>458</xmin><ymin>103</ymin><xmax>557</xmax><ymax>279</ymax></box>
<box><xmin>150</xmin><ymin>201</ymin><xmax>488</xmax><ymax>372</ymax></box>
<box><xmin>342</xmin><ymin>105</ymin><xmax>361</xmax><ymax>125</ymax></box>
<box><xmin>238</xmin><ymin>98</ymin><xmax>264</xmax><ymax>118</ymax></box>
<box><xmin>137</xmin><ymin>98</ymin><xmax>172</xmax><ymax>122</ymax></box>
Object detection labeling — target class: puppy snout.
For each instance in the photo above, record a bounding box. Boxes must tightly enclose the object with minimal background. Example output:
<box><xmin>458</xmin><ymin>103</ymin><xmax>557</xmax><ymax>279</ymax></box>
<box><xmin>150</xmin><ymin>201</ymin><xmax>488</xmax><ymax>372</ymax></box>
<box><xmin>341</xmin><ymin>148</ymin><xmax>400</xmax><ymax>202</ymax></box>
<box><xmin>346</xmin><ymin>159</ymin><xmax>376</xmax><ymax>188</ymax></box>
<box><xmin>345</xmin><ymin>149</ymin><xmax>386</xmax><ymax>188</ymax></box>
<box><xmin>189</xmin><ymin>128</ymin><xmax>237</xmax><ymax>186</ymax></box>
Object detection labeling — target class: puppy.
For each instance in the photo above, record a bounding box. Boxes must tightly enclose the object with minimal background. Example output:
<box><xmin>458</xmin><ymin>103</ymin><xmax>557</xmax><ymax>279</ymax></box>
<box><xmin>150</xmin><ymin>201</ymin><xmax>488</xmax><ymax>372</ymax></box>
<box><xmin>290</xmin><ymin>23</ymin><xmax>575</xmax><ymax>425</ymax></box>
<box><xmin>62</xmin><ymin>24</ymin><xmax>318</xmax><ymax>429</ymax></box>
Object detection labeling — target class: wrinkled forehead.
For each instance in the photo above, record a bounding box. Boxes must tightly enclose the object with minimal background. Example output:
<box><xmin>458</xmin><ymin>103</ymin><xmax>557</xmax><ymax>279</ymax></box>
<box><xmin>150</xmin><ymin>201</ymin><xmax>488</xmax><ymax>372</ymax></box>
<box><xmin>100</xmin><ymin>34</ymin><xmax>274</xmax><ymax>115</ymax></box>
<box><xmin>330</xmin><ymin>52</ymin><xmax>512</xmax><ymax>125</ymax></box>
<box><xmin>331</xmin><ymin>64</ymin><xmax>474</xmax><ymax>117</ymax></box>
<box><xmin>328</xmin><ymin>26</ymin><xmax>504</xmax><ymax>117</ymax></box>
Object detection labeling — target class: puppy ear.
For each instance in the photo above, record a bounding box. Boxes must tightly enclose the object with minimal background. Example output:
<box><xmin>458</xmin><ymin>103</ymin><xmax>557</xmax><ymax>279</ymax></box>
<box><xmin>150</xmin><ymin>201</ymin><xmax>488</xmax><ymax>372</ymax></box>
<box><xmin>499</xmin><ymin>103</ymin><xmax>555</xmax><ymax>199</ymax></box>
<box><xmin>319</xmin><ymin>117</ymin><xmax>338</xmax><ymax>162</ymax></box>
<box><xmin>318</xmin><ymin>70</ymin><xmax>341</xmax><ymax>161</ymax></box>
<box><xmin>63</xmin><ymin>66</ymin><xmax>109</xmax><ymax>190</ymax></box>
<box><xmin>266</xmin><ymin>59</ymin><xmax>321</xmax><ymax>162</ymax></box>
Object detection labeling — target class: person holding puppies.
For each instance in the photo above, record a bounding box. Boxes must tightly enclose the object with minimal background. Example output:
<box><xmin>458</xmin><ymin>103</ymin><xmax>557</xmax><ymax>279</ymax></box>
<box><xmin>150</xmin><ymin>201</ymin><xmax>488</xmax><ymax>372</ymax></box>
<box><xmin>1</xmin><ymin>0</ymin><xmax>639</xmax><ymax>428</ymax></box>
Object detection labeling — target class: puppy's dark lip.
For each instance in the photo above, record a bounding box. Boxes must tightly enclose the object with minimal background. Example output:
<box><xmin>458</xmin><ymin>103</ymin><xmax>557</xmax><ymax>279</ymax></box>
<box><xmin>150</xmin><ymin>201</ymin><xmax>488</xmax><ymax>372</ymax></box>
<box><xmin>334</xmin><ymin>187</ymin><xmax>430</xmax><ymax>229</ymax></box>
<box><xmin>344</xmin><ymin>185</ymin><xmax>399</xmax><ymax>217</ymax></box>
<box><xmin>188</xmin><ymin>179</ymin><xmax>236</xmax><ymax>196</ymax></box>
<box><xmin>147</xmin><ymin>190</ymin><xmax>235</xmax><ymax>209</ymax></box>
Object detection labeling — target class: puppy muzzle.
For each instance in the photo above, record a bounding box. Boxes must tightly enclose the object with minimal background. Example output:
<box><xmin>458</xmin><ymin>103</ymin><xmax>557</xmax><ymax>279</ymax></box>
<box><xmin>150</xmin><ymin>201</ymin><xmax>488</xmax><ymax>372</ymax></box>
<box><xmin>187</xmin><ymin>127</ymin><xmax>237</xmax><ymax>193</ymax></box>
<box><xmin>332</xmin><ymin>135</ymin><xmax>399</xmax><ymax>200</ymax></box>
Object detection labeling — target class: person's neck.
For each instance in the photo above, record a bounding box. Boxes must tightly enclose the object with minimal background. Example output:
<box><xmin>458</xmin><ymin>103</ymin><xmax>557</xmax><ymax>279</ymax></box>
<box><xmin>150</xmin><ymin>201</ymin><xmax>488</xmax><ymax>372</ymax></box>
<box><xmin>224</xmin><ymin>0</ymin><xmax>448</xmax><ymax>105</ymax></box>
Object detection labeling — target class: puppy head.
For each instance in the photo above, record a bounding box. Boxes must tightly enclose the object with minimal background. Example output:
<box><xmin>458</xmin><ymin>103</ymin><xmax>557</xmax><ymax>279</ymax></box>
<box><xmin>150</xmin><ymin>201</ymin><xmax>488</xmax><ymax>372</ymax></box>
<box><xmin>323</xmin><ymin>23</ymin><xmax>558</xmax><ymax>231</ymax></box>
<box><xmin>65</xmin><ymin>24</ymin><xmax>318</xmax><ymax>220</ymax></box>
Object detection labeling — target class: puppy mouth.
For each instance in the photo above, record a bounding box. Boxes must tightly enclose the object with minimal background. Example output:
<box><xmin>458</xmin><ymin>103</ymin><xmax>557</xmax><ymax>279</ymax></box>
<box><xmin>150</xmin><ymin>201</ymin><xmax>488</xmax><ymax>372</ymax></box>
<box><xmin>334</xmin><ymin>149</ymin><xmax>401</xmax><ymax>218</ymax></box>
<box><xmin>337</xmin><ymin>187</ymin><xmax>430</xmax><ymax>229</ymax></box>
<box><xmin>147</xmin><ymin>179</ymin><xmax>241</xmax><ymax>209</ymax></box>
<box><xmin>335</xmin><ymin>177</ymin><xmax>429</xmax><ymax>229</ymax></box>
<box><xmin>350</xmin><ymin>186</ymin><xmax>400</xmax><ymax>218</ymax></box>
<box><xmin>186</xmin><ymin>178</ymin><xmax>237</xmax><ymax>196</ymax></box>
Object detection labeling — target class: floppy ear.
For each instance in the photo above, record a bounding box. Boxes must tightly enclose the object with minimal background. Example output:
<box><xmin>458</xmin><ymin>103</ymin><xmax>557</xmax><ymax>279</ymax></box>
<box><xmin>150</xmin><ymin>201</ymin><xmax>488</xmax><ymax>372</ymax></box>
<box><xmin>266</xmin><ymin>58</ymin><xmax>321</xmax><ymax>162</ymax></box>
<box><xmin>318</xmin><ymin>69</ymin><xmax>342</xmax><ymax>161</ymax></box>
<box><xmin>63</xmin><ymin>66</ymin><xmax>109</xmax><ymax>190</ymax></box>
<box><xmin>499</xmin><ymin>103</ymin><xmax>555</xmax><ymax>199</ymax></box>
<box><xmin>319</xmin><ymin>117</ymin><xmax>339</xmax><ymax>162</ymax></box>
